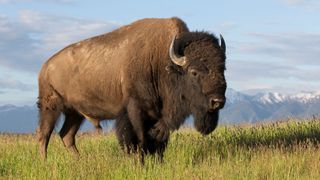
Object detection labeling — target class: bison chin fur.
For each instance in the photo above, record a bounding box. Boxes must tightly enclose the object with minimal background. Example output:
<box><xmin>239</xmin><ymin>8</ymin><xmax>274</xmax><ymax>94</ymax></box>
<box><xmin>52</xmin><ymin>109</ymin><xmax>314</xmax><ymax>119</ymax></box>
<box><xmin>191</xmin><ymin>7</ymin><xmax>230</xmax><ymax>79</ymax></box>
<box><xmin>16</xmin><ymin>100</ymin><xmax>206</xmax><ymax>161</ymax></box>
<box><xmin>193</xmin><ymin>110</ymin><xmax>219</xmax><ymax>135</ymax></box>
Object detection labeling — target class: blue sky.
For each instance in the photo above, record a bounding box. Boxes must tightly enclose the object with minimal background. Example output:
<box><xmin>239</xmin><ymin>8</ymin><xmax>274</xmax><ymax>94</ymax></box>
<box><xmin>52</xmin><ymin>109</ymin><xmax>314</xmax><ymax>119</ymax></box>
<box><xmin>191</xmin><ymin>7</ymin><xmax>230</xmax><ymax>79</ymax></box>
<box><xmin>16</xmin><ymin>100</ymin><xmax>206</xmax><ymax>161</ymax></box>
<box><xmin>0</xmin><ymin>0</ymin><xmax>320</xmax><ymax>105</ymax></box>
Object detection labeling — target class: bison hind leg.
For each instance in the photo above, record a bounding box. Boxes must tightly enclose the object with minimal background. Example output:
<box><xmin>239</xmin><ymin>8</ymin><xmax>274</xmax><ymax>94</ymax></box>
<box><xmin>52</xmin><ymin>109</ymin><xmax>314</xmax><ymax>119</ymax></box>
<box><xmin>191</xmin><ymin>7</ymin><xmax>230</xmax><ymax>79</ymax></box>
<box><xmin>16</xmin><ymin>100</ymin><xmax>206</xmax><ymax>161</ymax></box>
<box><xmin>37</xmin><ymin>90</ymin><xmax>63</xmax><ymax>160</ymax></box>
<box><xmin>59</xmin><ymin>109</ymin><xmax>84</xmax><ymax>155</ymax></box>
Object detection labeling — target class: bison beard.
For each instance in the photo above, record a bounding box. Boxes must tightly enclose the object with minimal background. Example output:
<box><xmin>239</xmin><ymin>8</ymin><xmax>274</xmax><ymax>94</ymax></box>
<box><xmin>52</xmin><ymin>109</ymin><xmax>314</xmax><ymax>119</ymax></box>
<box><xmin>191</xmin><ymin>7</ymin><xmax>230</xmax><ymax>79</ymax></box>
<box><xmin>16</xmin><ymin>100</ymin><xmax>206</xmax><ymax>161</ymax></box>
<box><xmin>194</xmin><ymin>111</ymin><xmax>219</xmax><ymax>135</ymax></box>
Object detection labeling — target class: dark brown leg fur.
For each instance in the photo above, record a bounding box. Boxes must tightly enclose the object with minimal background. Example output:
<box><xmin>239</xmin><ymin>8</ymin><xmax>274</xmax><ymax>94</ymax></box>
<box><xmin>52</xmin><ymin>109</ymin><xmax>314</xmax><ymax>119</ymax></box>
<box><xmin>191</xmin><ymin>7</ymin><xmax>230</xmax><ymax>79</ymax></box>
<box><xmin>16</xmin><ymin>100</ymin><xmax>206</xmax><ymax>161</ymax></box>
<box><xmin>59</xmin><ymin>109</ymin><xmax>84</xmax><ymax>155</ymax></box>
<box><xmin>127</xmin><ymin>98</ymin><xmax>148</xmax><ymax>164</ymax></box>
<box><xmin>115</xmin><ymin>109</ymin><xmax>139</xmax><ymax>154</ymax></box>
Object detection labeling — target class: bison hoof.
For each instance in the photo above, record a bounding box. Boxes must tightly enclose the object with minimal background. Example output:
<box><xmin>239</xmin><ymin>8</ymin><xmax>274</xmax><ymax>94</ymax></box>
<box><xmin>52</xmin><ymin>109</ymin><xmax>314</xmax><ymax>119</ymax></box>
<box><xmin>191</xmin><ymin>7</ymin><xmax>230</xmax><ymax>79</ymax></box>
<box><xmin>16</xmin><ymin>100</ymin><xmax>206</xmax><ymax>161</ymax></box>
<box><xmin>149</xmin><ymin>122</ymin><xmax>170</xmax><ymax>142</ymax></box>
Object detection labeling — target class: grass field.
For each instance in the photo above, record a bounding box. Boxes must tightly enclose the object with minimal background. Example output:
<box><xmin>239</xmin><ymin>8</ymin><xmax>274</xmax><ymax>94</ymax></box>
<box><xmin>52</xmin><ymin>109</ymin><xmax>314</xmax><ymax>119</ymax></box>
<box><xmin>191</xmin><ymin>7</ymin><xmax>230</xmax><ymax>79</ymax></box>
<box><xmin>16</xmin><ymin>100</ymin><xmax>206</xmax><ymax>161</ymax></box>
<box><xmin>1</xmin><ymin>119</ymin><xmax>320</xmax><ymax>179</ymax></box>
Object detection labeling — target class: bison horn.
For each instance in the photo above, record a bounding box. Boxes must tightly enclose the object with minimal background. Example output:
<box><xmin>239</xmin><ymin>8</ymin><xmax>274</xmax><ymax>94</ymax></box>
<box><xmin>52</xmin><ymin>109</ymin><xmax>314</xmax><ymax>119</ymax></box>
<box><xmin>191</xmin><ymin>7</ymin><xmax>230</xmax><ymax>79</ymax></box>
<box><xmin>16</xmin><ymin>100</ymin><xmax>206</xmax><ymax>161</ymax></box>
<box><xmin>220</xmin><ymin>34</ymin><xmax>226</xmax><ymax>53</ymax></box>
<box><xmin>169</xmin><ymin>35</ymin><xmax>187</xmax><ymax>66</ymax></box>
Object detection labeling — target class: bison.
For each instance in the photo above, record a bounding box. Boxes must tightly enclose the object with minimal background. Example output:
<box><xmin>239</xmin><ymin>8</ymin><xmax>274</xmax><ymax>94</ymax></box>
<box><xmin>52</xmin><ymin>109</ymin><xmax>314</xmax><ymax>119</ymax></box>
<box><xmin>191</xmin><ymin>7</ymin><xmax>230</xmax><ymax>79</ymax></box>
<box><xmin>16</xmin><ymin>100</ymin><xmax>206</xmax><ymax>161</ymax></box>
<box><xmin>37</xmin><ymin>17</ymin><xmax>227</xmax><ymax>161</ymax></box>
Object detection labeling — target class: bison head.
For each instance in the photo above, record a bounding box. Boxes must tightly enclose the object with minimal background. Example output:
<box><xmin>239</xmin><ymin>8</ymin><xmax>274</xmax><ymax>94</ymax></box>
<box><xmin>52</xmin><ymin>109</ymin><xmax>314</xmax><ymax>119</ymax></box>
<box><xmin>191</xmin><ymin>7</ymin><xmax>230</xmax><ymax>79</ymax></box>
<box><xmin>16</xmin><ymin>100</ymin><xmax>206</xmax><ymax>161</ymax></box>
<box><xmin>169</xmin><ymin>32</ymin><xmax>227</xmax><ymax>135</ymax></box>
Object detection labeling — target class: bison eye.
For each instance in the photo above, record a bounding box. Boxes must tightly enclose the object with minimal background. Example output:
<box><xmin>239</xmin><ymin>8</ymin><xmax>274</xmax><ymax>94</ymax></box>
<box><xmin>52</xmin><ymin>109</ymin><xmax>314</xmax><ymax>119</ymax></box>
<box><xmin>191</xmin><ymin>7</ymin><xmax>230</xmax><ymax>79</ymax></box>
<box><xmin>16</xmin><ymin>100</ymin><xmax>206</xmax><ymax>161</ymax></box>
<box><xmin>189</xmin><ymin>69</ymin><xmax>199</xmax><ymax>77</ymax></box>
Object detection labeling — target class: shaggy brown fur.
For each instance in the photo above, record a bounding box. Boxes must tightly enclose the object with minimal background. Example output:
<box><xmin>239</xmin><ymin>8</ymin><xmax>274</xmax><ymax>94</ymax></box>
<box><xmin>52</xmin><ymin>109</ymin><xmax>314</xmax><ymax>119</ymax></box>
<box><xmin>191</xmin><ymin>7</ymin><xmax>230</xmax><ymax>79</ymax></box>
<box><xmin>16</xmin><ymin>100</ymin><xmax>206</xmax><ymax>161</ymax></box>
<box><xmin>37</xmin><ymin>17</ymin><xmax>227</xmax><ymax>162</ymax></box>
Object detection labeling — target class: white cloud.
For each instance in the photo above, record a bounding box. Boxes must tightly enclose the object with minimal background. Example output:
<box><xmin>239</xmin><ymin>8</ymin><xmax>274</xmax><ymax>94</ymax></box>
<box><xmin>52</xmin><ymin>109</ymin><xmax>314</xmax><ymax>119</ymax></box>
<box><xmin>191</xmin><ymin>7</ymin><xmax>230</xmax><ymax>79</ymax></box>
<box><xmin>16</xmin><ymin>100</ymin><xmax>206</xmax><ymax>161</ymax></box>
<box><xmin>0</xmin><ymin>10</ymin><xmax>119</xmax><ymax>72</ymax></box>
<box><xmin>227</xmin><ymin>58</ymin><xmax>319</xmax><ymax>82</ymax></box>
<box><xmin>280</xmin><ymin>0</ymin><xmax>320</xmax><ymax>10</ymax></box>
<box><xmin>227</xmin><ymin>31</ymin><xmax>320</xmax><ymax>92</ymax></box>
<box><xmin>0</xmin><ymin>77</ymin><xmax>35</xmax><ymax>91</ymax></box>
<box><xmin>0</xmin><ymin>15</ymin><xmax>11</xmax><ymax>32</ymax></box>
<box><xmin>19</xmin><ymin>10</ymin><xmax>119</xmax><ymax>52</ymax></box>
<box><xmin>233</xmin><ymin>32</ymin><xmax>320</xmax><ymax>66</ymax></box>
<box><xmin>0</xmin><ymin>10</ymin><xmax>119</xmax><ymax>102</ymax></box>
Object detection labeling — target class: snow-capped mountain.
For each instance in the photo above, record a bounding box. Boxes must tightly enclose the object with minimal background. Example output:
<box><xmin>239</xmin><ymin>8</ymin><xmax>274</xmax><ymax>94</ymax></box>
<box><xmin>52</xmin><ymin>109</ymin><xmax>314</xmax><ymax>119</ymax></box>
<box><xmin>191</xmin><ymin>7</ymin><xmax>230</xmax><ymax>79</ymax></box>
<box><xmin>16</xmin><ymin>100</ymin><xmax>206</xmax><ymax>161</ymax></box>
<box><xmin>221</xmin><ymin>89</ymin><xmax>320</xmax><ymax>124</ymax></box>
<box><xmin>225</xmin><ymin>88</ymin><xmax>251</xmax><ymax>103</ymax></box>
<box><xmin>253</xmin><ymin>92</ymin><xmax>288</xmax><ymax>104</ymax></box>
<box><xmin>252</xmin><ymin>91</ymin><xmax>320</xmax><ymax>104</ymax></box>
<box><xmin>289</xmin><ymin>91</ymin><xmax>320</xmax><ymax>103</ymax></box>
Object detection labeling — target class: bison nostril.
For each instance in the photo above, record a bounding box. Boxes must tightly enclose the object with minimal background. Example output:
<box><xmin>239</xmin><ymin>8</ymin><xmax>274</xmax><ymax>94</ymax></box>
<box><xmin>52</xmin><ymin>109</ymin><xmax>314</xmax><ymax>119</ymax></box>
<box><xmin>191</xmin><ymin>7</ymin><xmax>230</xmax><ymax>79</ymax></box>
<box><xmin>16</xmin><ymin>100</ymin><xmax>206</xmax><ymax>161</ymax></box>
<box><xmin>213</xmin><ymin>102</ymin><xmax>220</xmax><ymax>109</ymax></box>
<box><xmin>210</xmin><ymin>99</ymin><xmax>215</xmax><ymax>107</ymax></box>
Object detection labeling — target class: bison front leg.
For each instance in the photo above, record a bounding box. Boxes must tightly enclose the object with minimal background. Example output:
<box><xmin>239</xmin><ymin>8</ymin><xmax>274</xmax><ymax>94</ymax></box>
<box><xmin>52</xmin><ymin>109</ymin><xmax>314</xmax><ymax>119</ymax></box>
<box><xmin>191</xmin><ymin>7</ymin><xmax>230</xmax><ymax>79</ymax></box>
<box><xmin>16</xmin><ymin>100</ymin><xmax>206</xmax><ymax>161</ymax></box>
<box><xmin>127</xmin><ymin>98</ymin><xmax>147</xmax><ymax>163</ymax></box>
<box><xmin>149</xmin><ymin>120</ymin><xmax>171</xmax><ymax>142</ymax></box>
<box><xmin>149</xmin><ymin>104</ymin><xmax>184</xmax><ymax>142</ymax></box>
<box><xmin>115</xmin><ymin>109</ymin><xmax>139</xmax><ymax>154</ymax></box>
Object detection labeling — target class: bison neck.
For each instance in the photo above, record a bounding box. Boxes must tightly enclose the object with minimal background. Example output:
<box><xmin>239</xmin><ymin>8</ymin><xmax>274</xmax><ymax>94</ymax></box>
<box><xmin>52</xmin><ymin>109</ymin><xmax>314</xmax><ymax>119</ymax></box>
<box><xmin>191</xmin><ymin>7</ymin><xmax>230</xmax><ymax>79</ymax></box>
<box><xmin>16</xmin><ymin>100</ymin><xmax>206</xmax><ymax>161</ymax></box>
<box><xmin>157</xmin><ymin>72</ymin><xmax>191</xmax><ymax>129</ymax></box>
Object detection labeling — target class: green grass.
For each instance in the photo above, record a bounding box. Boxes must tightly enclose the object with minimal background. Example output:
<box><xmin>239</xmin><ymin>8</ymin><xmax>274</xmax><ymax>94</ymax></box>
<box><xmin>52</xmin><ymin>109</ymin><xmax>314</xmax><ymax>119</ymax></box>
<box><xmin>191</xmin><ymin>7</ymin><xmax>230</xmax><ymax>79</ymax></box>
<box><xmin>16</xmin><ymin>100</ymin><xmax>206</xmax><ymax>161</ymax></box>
<box><xmin>1</xmin><ymin>119</ymin><xmax>320</xmax><ymax>179</ymax></box>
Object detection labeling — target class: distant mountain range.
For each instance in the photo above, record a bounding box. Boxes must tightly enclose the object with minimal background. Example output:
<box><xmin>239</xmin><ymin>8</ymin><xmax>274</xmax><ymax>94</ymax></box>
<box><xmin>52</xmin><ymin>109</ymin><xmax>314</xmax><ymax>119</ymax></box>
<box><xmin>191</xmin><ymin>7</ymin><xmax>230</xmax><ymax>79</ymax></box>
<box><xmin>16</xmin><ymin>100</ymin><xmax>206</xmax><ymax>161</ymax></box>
<box><xmin>1</xmin><ymin>89</ymin><xmax>319</xmax><ymax>133</ymax></box>
<box><xmin>0</xmin><ymin>104</ymin><xmax>106</xmax><ymax>133</ymax></box>
<box><xmin>220</xmin><ymin>89</ymin><xmax>320</xmax><ymax>124</ymax></box>
<box><xmin>0</xmin><ymin>104</ymin><xmax>38</xmax><ymax>133</ymax></box>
